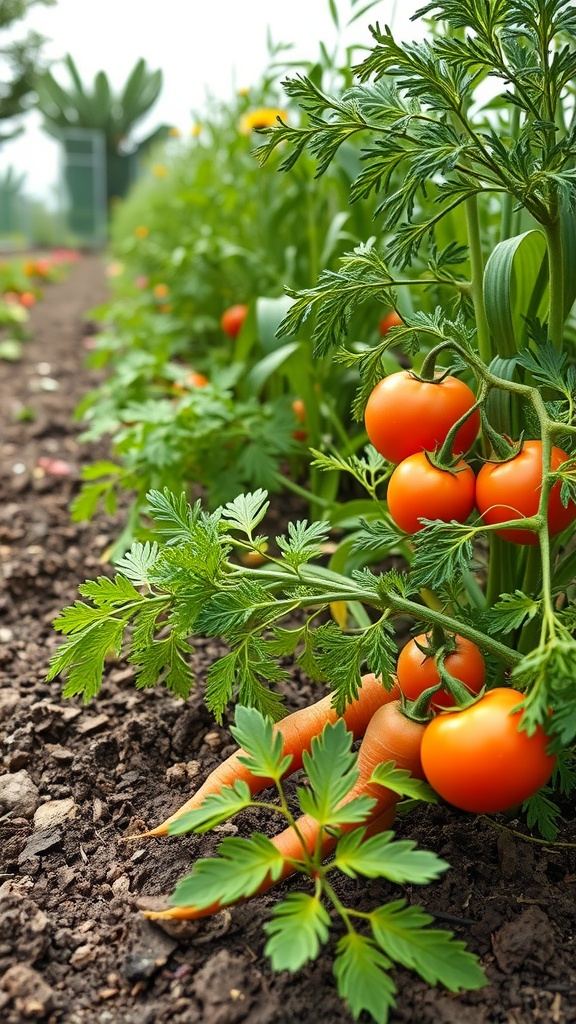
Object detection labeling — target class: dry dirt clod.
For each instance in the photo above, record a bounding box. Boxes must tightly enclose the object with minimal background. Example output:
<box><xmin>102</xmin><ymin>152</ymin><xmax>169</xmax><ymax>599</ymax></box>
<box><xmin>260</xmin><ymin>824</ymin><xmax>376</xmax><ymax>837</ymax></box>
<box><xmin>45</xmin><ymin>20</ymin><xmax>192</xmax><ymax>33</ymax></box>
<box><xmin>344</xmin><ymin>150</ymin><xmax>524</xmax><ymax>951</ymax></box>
<box><xmin>0</xmin><ymin>770</ymin><xmax>40</xmax><ymax>818</ymax></box>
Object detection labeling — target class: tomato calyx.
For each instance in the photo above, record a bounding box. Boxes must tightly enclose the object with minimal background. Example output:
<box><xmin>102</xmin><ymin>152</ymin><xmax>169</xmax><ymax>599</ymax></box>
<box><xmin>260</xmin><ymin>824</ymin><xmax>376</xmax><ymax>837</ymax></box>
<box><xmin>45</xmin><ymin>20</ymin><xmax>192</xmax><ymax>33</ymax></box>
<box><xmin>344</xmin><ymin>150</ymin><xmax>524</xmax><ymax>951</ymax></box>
<box><xmin>480</xmin><ymin>412</ymin><xmax>524</xmax><ymax>464</ymax></box>
<box><xmin>398</xmin><ymin>686</ymin><xmax>437</xmax><ymax>724</ymax></box>
<box><xmin>400</xmin><ymin>628</ymin><xmax>486</xmax><ymax>713</ymax></box>
<box><xmin>422</xmin><ymin>447</ymin><xmax>471</xmax><ymax>476</ymax></box>
<box><xmin>433</xmin><ymin>659</ymin><xmax>486</xmax><ymax>712</ymax></box>
<box><xmin>433</xmin><ymin>398</ymin><xmax>482</xmax><ymax>467</ymax></box>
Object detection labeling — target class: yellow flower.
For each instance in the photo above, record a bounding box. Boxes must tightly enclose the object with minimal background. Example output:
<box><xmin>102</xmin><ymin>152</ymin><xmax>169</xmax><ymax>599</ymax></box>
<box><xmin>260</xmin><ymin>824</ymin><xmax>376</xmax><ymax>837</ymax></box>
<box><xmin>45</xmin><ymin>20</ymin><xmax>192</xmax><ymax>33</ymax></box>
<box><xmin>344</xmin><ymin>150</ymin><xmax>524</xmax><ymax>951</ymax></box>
<box><xmin>168</xmin><ymin>126</ymin><xmax>181</xmax><ymax>137</ymax></box>
<box><xmin>190</xmin><ymin>123</ymin><xmax>202</xmax><ymax>137</ymax></box>
<box><xmin>152</xmin><ymin>164</ymin><xmax>168</xmax><ymax>177</ymax></box>
<box><xmin>237</xmin><ymin>87</ymin><xmax>250</xmax><ymax>97</ymax></box>
<box><xmin>134</xmin><ymin>225</ymin><xmax>149</xmax><ymax>239</ymax></box>
<box><xmin>153</xmin><ymin>283</ymin><xmax>169</xmax><ymax>298</ymax></box>
<box><xmin>239</xmin><ymin>107</ymin><xmax>287</xmax><ymax>135</ymax></box>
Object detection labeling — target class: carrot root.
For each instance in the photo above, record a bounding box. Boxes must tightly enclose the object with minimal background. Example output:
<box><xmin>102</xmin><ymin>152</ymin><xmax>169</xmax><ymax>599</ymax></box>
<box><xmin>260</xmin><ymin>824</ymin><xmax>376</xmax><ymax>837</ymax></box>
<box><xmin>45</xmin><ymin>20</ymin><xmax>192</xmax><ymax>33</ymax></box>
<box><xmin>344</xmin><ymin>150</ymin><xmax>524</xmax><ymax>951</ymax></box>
<box><xmin>141</xmin><ymin>804</ymin><xmax>398</xmax><ymax>922</ymax></box>
<box><xmin>135</xmin><ymin>673</ymin><xmax>399</xmax><ymax>839</ymax></box>
<box><xmin>143</xmin><ymin>699</ymin><xmax>426</xmax><ymax>923</ymax></box>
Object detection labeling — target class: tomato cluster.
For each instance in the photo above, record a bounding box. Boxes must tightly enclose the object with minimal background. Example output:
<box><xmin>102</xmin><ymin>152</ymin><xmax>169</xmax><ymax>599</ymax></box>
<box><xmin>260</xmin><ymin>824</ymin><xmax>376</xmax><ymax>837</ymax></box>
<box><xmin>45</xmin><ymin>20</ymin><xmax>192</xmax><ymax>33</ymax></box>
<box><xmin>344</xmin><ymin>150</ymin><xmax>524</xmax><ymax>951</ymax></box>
<box><xmin>365</xmin><ymin>370</ymin><xmax>576</xmax><ymax>542</ymax></box>
<box><xmin>396</xmin><ymin>635</ymin><xmax>555</xmax><ymax>812</ymax></box>
<box><xmin>364</xmin><ymin>370</ymin><xmax>565</xmax><ymax>812</ymax></box>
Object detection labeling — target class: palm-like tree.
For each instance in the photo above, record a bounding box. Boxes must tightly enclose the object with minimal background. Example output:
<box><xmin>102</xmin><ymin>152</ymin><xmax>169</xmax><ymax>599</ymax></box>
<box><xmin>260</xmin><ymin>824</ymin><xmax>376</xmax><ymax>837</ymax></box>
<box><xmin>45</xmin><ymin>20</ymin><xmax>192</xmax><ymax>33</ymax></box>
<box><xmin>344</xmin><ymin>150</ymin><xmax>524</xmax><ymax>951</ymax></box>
<box><xmin>35</xmin><ymin>54</ymin><xmax>168</xmax><ymax>204</ymax></box>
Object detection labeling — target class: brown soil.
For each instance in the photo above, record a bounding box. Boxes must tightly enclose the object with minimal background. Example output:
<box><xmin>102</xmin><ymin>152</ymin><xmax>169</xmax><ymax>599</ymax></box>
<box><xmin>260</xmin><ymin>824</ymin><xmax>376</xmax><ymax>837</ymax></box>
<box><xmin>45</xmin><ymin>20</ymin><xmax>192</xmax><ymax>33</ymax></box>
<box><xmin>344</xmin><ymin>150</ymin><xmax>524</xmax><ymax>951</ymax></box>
<box><xmin>0</xmin><ymin>256</ymin><xmax>575</xmax><ymax>1024</ymax></box>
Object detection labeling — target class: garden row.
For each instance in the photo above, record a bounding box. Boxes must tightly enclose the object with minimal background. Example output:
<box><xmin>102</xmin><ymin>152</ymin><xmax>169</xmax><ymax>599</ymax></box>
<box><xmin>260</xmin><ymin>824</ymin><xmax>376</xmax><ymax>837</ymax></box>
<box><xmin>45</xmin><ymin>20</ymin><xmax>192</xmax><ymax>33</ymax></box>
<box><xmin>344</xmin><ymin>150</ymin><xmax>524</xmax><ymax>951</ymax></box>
<box><xmin>47</xmin><ymin>3</ymin><xmax>576</xmax><ymax>1022</ymax></box>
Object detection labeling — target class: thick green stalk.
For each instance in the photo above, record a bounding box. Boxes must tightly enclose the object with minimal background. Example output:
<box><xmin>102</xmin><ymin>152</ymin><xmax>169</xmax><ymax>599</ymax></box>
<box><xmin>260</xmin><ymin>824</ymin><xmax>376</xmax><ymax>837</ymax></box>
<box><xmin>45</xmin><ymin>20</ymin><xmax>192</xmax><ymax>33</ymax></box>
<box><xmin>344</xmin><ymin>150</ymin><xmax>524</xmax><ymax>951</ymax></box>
<box><xmin>500</xmin><ymin>105</ymin><xmax>521</xmax><ymax>243</ymax></box>
<box><xmin>543</xmin><ymin>216</ymin><xmax>564</xmax><ymax>352</ymax></box>
<box><xmin>240</xmin><ymin>562</ymin><xmax>521</xmax><ymax>667</ymax></box>
<box><xmin>465</xmin><ymin>194</ymin><xmax>492</xmax><ymax>365</ymax></box>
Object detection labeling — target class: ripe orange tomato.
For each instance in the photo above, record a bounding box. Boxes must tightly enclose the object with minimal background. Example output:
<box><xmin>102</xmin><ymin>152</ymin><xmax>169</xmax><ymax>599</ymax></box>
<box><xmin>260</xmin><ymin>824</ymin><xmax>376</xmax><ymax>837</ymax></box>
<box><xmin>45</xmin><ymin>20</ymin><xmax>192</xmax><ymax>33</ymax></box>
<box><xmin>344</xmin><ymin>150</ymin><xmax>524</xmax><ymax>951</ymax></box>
<box><xmin>221</xmin><ymin>303</ymin><xmax>248</xmax><ymax>339</ymax></box>
<box><xmin>475</xmin><ymin>440</ymin><xmax>576</xmax><ymax>545</ymax></box>
<box><xmin>378</xmin><ymin>309</ymin><xmax>403</xmax><ymax>337</ymax></box>
<box><xmin>292</xmin><ymin>398</ymin><xmax>306</xmax><ymax>424</ymax></box>
<box><xmin>420</xmin><ymin>688</ymin><xmax>556</xmax><ymax>813</ymax></box>
<box><xmin>397</xmin><ymin>634</ymin><xmax>485</xmax><ymax>709</ymax></box>
<box><xmin>364</xmin><ymin>371</ymin><xmax>479</xmax><ymax>464</ymax></box>
<box><xmin>386</xmin><ymin>453</ymin><xmax>476</xmax><ymax>534</ymax></box>
<box><xmin>291</xmin><ymin>398</ymin><xmax>307</xmax><ymax>440</ymax></box>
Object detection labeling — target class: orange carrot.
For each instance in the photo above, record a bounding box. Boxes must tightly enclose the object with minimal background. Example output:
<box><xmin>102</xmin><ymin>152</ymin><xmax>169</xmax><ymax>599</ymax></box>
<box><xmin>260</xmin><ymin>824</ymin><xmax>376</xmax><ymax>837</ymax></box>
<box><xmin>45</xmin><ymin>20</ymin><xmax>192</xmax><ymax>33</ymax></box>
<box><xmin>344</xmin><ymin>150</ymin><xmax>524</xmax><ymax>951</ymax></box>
<box><xmin>139</xmin><ymin>673</ymin><xmax>399</xmax><ymax>838</ymax></box>
<box><xmin>143</xmin><ymin>699</ymin><xmax>426</xmax><ymax>921</ymax></box>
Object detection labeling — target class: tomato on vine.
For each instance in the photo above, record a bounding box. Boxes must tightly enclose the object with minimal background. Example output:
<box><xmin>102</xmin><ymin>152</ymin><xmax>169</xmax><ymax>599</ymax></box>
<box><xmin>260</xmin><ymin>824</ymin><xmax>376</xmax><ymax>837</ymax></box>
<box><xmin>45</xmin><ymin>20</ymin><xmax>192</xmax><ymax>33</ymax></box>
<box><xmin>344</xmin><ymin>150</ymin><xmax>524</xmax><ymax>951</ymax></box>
<box><xmin>378</xmin><ymin>309</ymin><xmax>403</xmax><ymax>337</ymax></box>
<box><xmin>475</xmin><ymin>440</ymin><xmax>576</xmax><ymax>545</ymax></box>
<box><xmin>220</xmin><ymin>303</ymin><xmax>248</xmax><ymax>339</ymax></box>
<box><xmin>364</xmin><ymin>371</ymin><xmax>480</xmax><ymax>464</ymax></box>
<box><xmin>386</xmin><ymin>453</ymin><xmax>476</xmax><ymax>534</ymax></box>
<box><xmin>397</xmin><ymin>634</ymin><xmax>485</xmax><ymax>710</ymax></box>
<box><xmin>420</xmin><ymin>688</ymin><xmax>556</xmax><ymax>813</ymax></box>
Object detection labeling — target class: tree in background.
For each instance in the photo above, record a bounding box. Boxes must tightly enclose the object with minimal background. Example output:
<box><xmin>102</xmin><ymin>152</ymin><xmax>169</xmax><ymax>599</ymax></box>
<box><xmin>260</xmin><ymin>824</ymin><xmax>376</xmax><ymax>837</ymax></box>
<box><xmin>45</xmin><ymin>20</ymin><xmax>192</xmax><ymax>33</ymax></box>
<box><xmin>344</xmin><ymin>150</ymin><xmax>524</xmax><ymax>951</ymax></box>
<box><xmin>35</xmin><ymin>54</ymin><xmax>168</xmax><ymax>203</ymax></box>
<box><xmin>0</xmin><ymin>0</ymin><xmax>55</xmax><ymax>143</ymax></box>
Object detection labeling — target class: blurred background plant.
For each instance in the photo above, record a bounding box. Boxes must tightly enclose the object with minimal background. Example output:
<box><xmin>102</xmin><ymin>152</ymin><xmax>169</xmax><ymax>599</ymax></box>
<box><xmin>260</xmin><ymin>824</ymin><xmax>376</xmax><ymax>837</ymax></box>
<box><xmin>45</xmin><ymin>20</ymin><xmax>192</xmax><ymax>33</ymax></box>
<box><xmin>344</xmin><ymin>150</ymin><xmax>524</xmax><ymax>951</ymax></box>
<box><xmin>34</xmin><ymin>54</ymin><xmax>169</xmax><ymax>241</ymax></box>
<box><xmin>0</xmin><ymin>0</ymin><xmax>55</xmax><ymax>142</ymax></box>
<box><xmin>71</xmin><ymin>4</ymin><xmax>410</xmax><ymax>556</ymax></box>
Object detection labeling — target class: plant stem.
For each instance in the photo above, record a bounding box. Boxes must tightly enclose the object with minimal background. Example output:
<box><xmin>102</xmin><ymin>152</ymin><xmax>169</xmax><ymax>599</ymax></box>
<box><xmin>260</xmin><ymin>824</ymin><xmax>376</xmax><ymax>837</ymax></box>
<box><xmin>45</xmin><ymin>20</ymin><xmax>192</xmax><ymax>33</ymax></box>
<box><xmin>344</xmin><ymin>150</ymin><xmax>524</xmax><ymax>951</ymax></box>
<box><xmin>465</xmin><ymin>194</ymin><xmax>492</xmax><ymax>365</ymax></box>
<box><xmin>241</xmin><ymin>561</ymin><xmax>521</xmax><ymax>666</ymax></box>
<box><xmin>543</xmin><ymin>217</ymin><xmax>564</xmax><ymax>351</ymax></box>
<box><xmin>500</xmin><ymin>105</ymin><xmax>521</xmax><ymax>243</ymax></box>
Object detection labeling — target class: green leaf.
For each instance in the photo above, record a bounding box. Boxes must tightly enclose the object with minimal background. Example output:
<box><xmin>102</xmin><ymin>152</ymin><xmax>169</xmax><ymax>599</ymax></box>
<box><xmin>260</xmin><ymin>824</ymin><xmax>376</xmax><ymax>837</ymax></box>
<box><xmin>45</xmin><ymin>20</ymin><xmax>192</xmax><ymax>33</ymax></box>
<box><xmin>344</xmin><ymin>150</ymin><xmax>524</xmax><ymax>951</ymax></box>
<box><xmin>481</xmin><ymin>590</ymin><xmax>541</xmax><ymax>635</ymax></box>
<box><xmin>334</xmin><ymin>831</ymin><xmax>449</xmax><ymax>884</ymax></box>
<box><xmin>255</xmin><ymin>294</ymin><xmax>295</xmax><ymax>354</ymax></box>
<box><xmin>370</xmin><ymin>762</ymin><xmax>438</xmax><ymax>802</ymax></box>
<box><xmin>76</xmin><ymin>574</ymin><xmax>142</xmax><ymax>608</ymax></box>
<box><xmin>409</xmin><ymin>521</ymin><xmax>478</xmax><ymax>589</ymax></box>
<box><xmin>230</xmin><ymin>705</ymin><xmax>293</xmax><ymax>781</ymax></box>
<box><xmin>168</xmin><ymin>780</ymin><xmax>254</xmax><ymax>836</ymax></box>
<box><xmin>130</xmin><ymin>632</ymin><xmax>194</xmax><ymax>697</ymax></box>
<box><xmin>247</xmin><ymin>341</ymin><xmax>302</xmax><ymax>397</ymax></box>
<box><xmin>333</xmin><ymin>932</ymin><xmax>396</xmax><ymax>1024</ymax></box>
<box><xmin>114</xmin><ymin>542</ymin><xmax>160</xmax><ymax>585</ymax></box>
<box><xmin>521</xmin><ymin>788</ymin><xmax>562</xmax><ymax>841</ymax></box>
<box><xmin>70</xmin><ymin>480</ymin><xmax>115</xmax><ymax>523</ymax></box>
<box><xmin>170</xmin><ymin>833</ymin><xmax>285</xmax><ymax>910</ymax></box>
<box><xmin>204</xmin><ymin>645</ymin><xmax>288</xmax><ymax>724</ymax></box>
<box><xmin>298</xmin><ymin>719</ymin><xmax>360</xmax><ymax>825</ymax></box>
<box><xmin>264</xmin><ymin>894</ymin><xmax>331</xmax><ymax>971</ymax></box>
<box><xmin>277</xmin><ymin>519</ymin><xmax>332</xmax><ymax>567</ymax></box>
<box><xmin>146</xmin><ymin>488</ymin><xmax>204</xmax><ymax>544</ymax></box>
<box><xmin>312</xmin><ymin>621</ymin><xmax>397</xmax><ymax>714</ymax></box>
<box><xmin>371</xmin><ymin>900</ymin><xmax>487</xmax><ymax>991</ymax></box>
<box><xmin>48</xmin><ymin>617</ymin><xmax>126</xmax><ymax>701</ymax></box>
<box><xmin>484</xmin><ymin>230</ymin><xmax>548</xmax><ymax>358</ymax></box>
<box><xmin>221</xmin><ymin>490</ymin><xmax>270</xmax><ymax>534</ymax></box>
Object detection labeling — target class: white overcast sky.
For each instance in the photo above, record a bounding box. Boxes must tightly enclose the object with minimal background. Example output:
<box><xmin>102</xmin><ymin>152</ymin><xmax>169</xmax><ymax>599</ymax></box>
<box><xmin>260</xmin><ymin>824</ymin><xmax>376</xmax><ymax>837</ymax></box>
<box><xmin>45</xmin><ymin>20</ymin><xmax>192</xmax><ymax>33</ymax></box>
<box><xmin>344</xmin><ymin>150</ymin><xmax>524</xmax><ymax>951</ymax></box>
<box><xmin>1</xmin><ymin>1</ymin><xmax>421</xmax><ymax>202</ymax></box>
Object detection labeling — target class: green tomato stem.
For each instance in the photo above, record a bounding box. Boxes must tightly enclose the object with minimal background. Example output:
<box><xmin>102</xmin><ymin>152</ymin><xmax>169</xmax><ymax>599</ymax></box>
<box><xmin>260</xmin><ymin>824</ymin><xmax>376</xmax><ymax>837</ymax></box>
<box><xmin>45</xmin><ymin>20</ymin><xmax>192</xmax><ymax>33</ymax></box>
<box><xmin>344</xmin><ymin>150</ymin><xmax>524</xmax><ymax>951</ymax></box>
<box><xmin>464</xmin><ymin>194</ymin><xmax>492</xmax><ymax>365</ymax></box>
<box><xmin>543</xmin><ymin>217</ymin><xmax>565</xmax><ymax>352</ymax></box>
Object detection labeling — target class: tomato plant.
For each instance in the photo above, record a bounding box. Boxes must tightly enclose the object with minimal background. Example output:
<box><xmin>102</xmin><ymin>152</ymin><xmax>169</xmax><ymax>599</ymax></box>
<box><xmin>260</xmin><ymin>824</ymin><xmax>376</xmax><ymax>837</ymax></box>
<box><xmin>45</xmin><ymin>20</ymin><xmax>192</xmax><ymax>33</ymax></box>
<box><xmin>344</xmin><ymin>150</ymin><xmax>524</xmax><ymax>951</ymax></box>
<box><xmin>420</xmin><ymin>688</ymin><xmax>556</xmax><ymax>814</ymax></box>
<box><xmin>363</xmin><ymin>371</ymin><xmax>479</xmax><ymax>465</ymax></box>
<box><xmin>386</xmin><ymin>453</ymin><xmax>476</xmax><ymax>534</ymax></box>
<box><xmin>50</xmin><ymin>3</ymin><xmax>576</xmax><ymax>1019</ymax></box>
<box><xmin>475</xmin><ymin>440</ymin><xmax>576</xmax><ymax>545</ymax></box>
<box><xmin>220</xmin><ymin>303</ymin><xmax>249</xmax><ymax>339</ymax></box>
<box><xmin>396</xmin><ymin>634</ymin><xmax>485</xmax><ymax>710</ymax></box>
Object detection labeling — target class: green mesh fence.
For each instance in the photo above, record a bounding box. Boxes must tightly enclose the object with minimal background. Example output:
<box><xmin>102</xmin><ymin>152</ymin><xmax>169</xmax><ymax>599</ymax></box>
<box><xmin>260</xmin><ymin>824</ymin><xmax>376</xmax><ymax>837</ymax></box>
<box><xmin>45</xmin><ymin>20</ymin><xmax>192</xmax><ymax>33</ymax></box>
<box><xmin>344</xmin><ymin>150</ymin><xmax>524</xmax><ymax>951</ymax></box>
<box><xmin>60</xmin><ymin>128</ymin><xmax>107</xmax><ymax>247</ymax></box>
